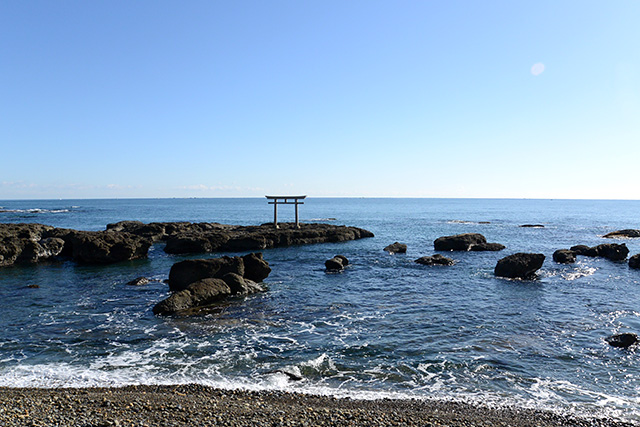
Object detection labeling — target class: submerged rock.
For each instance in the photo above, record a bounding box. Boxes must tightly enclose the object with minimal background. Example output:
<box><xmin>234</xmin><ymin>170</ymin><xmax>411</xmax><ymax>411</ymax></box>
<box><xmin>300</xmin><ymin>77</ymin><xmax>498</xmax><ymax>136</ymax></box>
<box><xmin>520</xmin><ymin>224</ymin><xmax>545</xmax><ymax>228</ymax></box>
<box><xmin>605</xmin><ymin>333</ymin><xmax>638</xmax><ymax>348</ymax></box>
<box><xmin>127</xmin><ymin>277</ymin><xmax>150</xmax><ymax>286</ymax></box>
<box><xmin>603</xmin><ymin>229</ymin><xmax>640</xmax><ymax>239</ymax></box>
<box><xmin>384</xmin><ymin>242</ymin><xmax>407</xmax><ymax>254</ymax></box>
<box><xmin>325</xmin><ymin>255</ymin><xmax>348</xmax><ymax>271</ymax></box>
<box><xmin>434</xmin><ymin>233</ymin><xmax>504</xmax><ymax>252</ymax></box>
<box><xmin>494</xmin><ymin>253</ymin><xmax>545</xmax><ymax>279</ymax></box>
<box><xmin>553</xmin><ymin>249</ymin><xmax>577</xmax><ymax>264</ymax></box>
<box><xmin>414</xmin><ymin>254</ymin><xmax>454</xmax><ymax>266</ymax></box>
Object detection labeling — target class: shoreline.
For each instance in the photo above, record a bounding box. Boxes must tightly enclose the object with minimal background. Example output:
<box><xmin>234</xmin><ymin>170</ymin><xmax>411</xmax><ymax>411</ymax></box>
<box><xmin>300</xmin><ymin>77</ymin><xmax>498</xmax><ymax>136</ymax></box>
<box><xmin>0</xmin><ymin>384</ymin><xmax>636</xmax><ymax>427</ymax></box>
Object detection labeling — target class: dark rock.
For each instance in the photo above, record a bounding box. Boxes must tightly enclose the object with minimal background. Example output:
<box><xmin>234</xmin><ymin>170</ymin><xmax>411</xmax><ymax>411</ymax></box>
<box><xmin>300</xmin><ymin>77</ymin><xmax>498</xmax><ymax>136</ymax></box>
<box><xmin>221</xmin><ymin>272</ymin><xmax>250</xmax><ymax>295</ymax></box>
<box><xmin>127</xmin><ymin>277</ymin><xmax>150</xmax><ymax>286</ymax></box>
<box><xmin>155</xmin><ymin>253</ymin><xmax>270</xmax><ymax>316</ymax></box>
<box><xmin>152</xmin><ymin>278</ymin><xmax>231</xmax><ymax>316</ymax></box>
<box><xmin>606</xmin><ymin>333</ymin><xmax>638</xmax><ymax>348</ymax></box>
<box><xmin>241</xmin><ymin>252</ymin><xmax>271</xmax><ymax>282</ymax></box>
<box><xmin>384</xmin><ymin>242</ymin><xmax>407</xmax><ymax>254</ymax></box>
<box><xmin>434</xmin><ymin>233</ymin><xmax>486</xmax><ymax>251</ymax></box>
<box><xmin>469</xmin><ymin>242</ymin><xmax>506</xmax><ymax>251</ymax></box>
<box><xmin>267</xmin><ymin>370</ymin><xmax>304</xmax><ymax>381</ymax></box>
<box><xmin>570</xmin><ymin>245</ymin><xmax>595</xmax><ymax>256</ymax></box>
<box><xmin>162</xmin><ymin>223</ymin><xmax>373</xmax><ymax>255</ymax></box>
<box><xmin>0</xmin><ymin>223</ymin><xmax>59</xmax><ymax>266</ymax></box>
<box><xmin>570</xmin><ymin>243</ymin><xmax>629</xmax><ymax>261</ymax></box>
<box><xmin>520</xmin><ymin>224</ymin><xmax>545</xmax><ymax>228</ymax></box>
<box><xmin>169</xmin><ymin>256</ymin><xmax>245</xmax><ymax>293</ymax></box>
<box><xmin>334</xmin><ymin>255</ymin><xmax>349</xmax><ymax>266</ymax></box>
<box><xmin>163</xmin><ymin>234</ymin><xmax>220</xmax><ymax>254</ymax></box>
<box><xmin>17</xmin><ymin>237</ymin><xmax>65</xmax><ymax>263</ymax></box>
<box><xmin>553</xmin><ymin>249</ymin><xmax>576</xmax><ymax>264</ymax></box>
<box><xmin>594</xmin><ymin>243</ymin><xmax>629</xmax><ymax>261</ymax></box>
<box><xmin>494</xmin><ymin>253</ymin><xmax>545</xmax><ymax>279</ymax></box>
<box><xmin>26</xmin><ymin>284</ymin><xmax>40</xmax><ymax>289</ymax></box>
<box><xmin>60</xmin><ymin>230</ymin><xmax>152</xmax><ymax>264</ymax></box>
<box><xmin>630</xmin><ymin>254</ymin><xmax>640</xmax><ymax>269</ymax></box>
<box><xmin>325</xmin><ymin>256</ymin><xmax>347</xmax><ymax>271</ymax></box>
<box><xmin>434</xmin><ymin>233</ymin><xmax>503</xmax><ymax>252</ymax></box>
<box><xmin>415</xmin><ymin>254</ymin><xmax>454</xmax><ymax>266</ymax></box>
<box><xmin>603</xmin><ymin>229</ymin><xmax>640</xmax><ymax>239</ymax></box>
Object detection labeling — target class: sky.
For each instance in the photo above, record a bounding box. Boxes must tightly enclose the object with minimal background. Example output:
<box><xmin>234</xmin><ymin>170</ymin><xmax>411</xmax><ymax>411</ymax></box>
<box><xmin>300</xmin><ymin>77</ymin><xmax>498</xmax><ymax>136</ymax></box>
<box><xmin>1</xmin><ymin>1</ymin><xmax>639</xmax><ymax>199</ymax></box>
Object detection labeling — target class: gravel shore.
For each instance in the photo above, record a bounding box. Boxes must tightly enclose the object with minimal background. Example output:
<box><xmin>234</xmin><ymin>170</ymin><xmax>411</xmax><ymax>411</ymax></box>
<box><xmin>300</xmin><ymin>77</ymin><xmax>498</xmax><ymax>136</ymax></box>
<box><xmin>0</xmin><ymin>384</ymin><xmax>636</xmax><ymax>427</ymax></box>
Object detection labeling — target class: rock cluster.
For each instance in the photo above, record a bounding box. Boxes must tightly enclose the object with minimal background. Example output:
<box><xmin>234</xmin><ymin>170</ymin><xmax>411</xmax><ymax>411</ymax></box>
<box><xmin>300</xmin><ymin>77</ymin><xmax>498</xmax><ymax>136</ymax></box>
<box><xmin>434</xmin><ymin>233</ymin><xmax>505</xmax><ymax>252</ymax></box>
<box><xmin>108</xmin><ymin>221</ymin><xmax>374</xmax><ymax>255</ymax></box>
<box><xmin>153</xmin><ymin>253</ymin><xmax>270</xmax><ymax>316</ymax></box>
<box><xmin>0</xmin><ymin>222</ymin><xmax>374</xmax><ymax>267</ymax></box>
<box><xmin>553</xmin><ymin>243</ymin><xmax>629</xmax><ymax>264</ymax></box>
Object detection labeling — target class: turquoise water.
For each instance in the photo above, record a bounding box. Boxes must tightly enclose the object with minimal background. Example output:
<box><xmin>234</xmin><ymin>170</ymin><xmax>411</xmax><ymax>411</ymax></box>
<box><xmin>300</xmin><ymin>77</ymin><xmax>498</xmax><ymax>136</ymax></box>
<box><xmin>1</xmin><ymin>198</ymin><xmax>639</xmax><ymax>421</ymax></box>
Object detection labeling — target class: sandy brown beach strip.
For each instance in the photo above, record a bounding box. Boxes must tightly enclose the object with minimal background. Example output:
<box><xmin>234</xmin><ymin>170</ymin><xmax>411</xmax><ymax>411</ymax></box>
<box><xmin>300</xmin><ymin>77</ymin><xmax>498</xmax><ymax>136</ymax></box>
<box><xmin>0</xmin><ymin>385</ymin><xmax>635</xmax><ymax>427</ymax></box>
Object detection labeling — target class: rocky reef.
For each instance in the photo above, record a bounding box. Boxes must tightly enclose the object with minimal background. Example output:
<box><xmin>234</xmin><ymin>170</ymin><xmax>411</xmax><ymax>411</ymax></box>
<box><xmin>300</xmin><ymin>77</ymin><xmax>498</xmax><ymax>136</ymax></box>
<box><xmin>0</xmin><ymin>222</ymin><xmax>374</xmax><ymax>267</ymax></box>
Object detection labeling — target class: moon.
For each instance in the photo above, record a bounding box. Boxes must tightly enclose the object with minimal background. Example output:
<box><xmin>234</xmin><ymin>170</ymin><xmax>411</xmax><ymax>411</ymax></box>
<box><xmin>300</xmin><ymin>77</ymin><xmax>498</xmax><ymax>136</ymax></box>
<box><xmin>531</xmin><ymin>63</ymin><xmax>545</xmax><ymax>76</ymax></box>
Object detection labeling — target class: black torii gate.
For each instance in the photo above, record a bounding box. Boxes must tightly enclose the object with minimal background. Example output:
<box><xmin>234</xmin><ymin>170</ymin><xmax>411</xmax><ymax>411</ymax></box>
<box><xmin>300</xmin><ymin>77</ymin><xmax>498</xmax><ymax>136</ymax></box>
<box><xmin>265</xmin><ymin>195</ymin><xmax>306</xmax><ymax>228</ymax></box>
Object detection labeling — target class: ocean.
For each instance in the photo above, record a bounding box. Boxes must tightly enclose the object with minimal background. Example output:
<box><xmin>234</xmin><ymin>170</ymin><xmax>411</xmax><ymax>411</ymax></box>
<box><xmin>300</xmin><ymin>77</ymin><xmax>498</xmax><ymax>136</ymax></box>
<box><xmin>1</xmin><ymin>198</ymin><xmax>639</xmax><ymax>422</ymax></box>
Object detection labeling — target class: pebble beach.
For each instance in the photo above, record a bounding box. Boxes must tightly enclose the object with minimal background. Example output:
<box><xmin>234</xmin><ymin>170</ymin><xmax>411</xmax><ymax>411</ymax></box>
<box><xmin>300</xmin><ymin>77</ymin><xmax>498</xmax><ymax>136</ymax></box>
<box><xmin>0</xmin><ymin>384</ymin><xmax>636</xmax><ymax>427</ymax></box>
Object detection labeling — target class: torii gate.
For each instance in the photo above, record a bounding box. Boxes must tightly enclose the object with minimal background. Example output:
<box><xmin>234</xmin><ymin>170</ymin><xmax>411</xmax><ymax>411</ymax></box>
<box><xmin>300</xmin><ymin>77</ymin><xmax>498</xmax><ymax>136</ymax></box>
<box><xmin>265</xmin><ymin>195</ymin><xmax>306</xmax><ymax>228</ymax></box>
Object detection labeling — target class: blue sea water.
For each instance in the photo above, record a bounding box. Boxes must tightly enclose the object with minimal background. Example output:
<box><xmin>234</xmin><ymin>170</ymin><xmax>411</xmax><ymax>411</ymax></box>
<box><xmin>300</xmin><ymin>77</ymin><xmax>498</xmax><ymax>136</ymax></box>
<box><xmin>1</xmin><ymin>198</ymin><xmax>639</xmax><ymax>421</ymax></box>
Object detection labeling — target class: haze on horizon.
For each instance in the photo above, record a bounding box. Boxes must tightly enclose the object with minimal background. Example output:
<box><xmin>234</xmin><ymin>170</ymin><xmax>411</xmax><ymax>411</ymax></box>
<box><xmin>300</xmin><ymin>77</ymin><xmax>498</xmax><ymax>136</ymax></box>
<box><xmin>1</xmin><ymin>1</ymin><xmax>639</xmax><ymax>200</ymax></box>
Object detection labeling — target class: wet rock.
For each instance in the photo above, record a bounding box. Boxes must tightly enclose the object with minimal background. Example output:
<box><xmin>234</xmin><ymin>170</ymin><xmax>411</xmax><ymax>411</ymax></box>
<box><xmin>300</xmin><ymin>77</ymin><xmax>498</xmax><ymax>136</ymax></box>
<box><xmin>494</xmin><ymin>253</ymin><xmax>545</xmax><ymax>279</ymax></box>
<box><xmin>18</xmin><ymin>237</ymin><xmax>66</xmax><ymax>263</ymax></box>
<box><xmin>127</xmin><ymin>277</ymin><xmax>150</xmax><ymax>286</ymax></box>
<box><xmin>152</xmin><ymin>278</ymin><xmax>231</xmax><ymax>316</ymax></box>
<box><xmin>162</xmin><ymin>223</ymin><xmax>373</xmax><ymax>255</ymax></box>
<box><xmin>605</xmin><ymin>333</ymin><xmax>638</xmax><ymax>348</ymax></box>
<box><xmin>60</xmin><ymin>230</ymin><xmax>152</xmax><ymax>264</ymax></box>
<box><xmin>570</xmin><ymin>243</ymin><xmax>629</xmax><ymax>261</ymax></box>
<box><xmin>156</xmin><ymin>253</ymin><xmax>270</xmax><ymax>316</ymax></box>
<box><xmin>325</xmin><ymin>255</ymin><xmax>348</xmax><ymax>271</ymax></box>
<box><xmin>594</xmin><ymin>243</ymin><xmax>629</xmax><ymax>261</ymax></box>
<box><xmin>0</xmin><ymin>223</ymin><xmax>60</xmax><ymax>266</ymax></box>
<box><xmin>434</xmin><ymin>233</ymin><xmax>504</xmax><ymax>252</ymax></box>
<box><xmin>469</xmin><ymin>242</ymin><xmax>506</xmax><ymax>251</ymax></box>
<box><xmin>168</xmin><ymin>256</ymin><xmax>245</xmax><ymax>293</ymax></box>
<box><xmin>241</xmin><ymin>252</ymin><xmax>272</xmax><ymax>282</ymax></box>
<box><xmin>520</xmin><ymin>224</ymin><xmax>545</xmax><ymax>228</ymax></box>
<box><xmin>384</xmin><ymin>242</ymin><xmax>407</xmax><ymax>254</ymax></box>
<box><xmin>414</xmin><ymin>254</ymin><xmax>454</xmax><ymax>266</ymax></box>
<box><xmin>629</xmin><ymin>254</ymin><xmax>640</xmax><ymax>269</ymax></box>
<box><xmin>553</xmin><ymin>249</ymin><xmax>576</xmax><ymax>264</ymax></box>
<box><xmin>603</xmin><ymin>229</ymin><xmax>640</xmax><ymax>239</ymax></box>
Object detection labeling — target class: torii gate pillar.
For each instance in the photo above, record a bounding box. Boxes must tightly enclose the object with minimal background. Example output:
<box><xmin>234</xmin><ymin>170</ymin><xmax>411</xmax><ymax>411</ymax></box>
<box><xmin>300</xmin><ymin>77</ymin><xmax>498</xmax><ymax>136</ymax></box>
<box><xmin>265</xmin><ymin>195</ymin><xmax>307</xmax><ymax>229</ymax></box>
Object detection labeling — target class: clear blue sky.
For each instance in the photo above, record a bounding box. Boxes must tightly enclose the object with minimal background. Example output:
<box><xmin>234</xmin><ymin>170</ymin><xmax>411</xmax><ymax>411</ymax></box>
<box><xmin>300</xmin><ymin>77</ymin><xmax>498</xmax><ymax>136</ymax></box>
<box><xmin>1</xmin><ymin>1</ymin><xmax>638</xmax><ymax>199</ymax></box>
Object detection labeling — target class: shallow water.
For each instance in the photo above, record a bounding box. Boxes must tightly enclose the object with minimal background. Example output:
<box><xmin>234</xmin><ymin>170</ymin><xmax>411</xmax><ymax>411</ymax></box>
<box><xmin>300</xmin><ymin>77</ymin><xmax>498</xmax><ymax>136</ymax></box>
<box><xmin>1</xmin><ymin>198</ymin><xmax>639</xmax><ymax>421</ymax></box>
